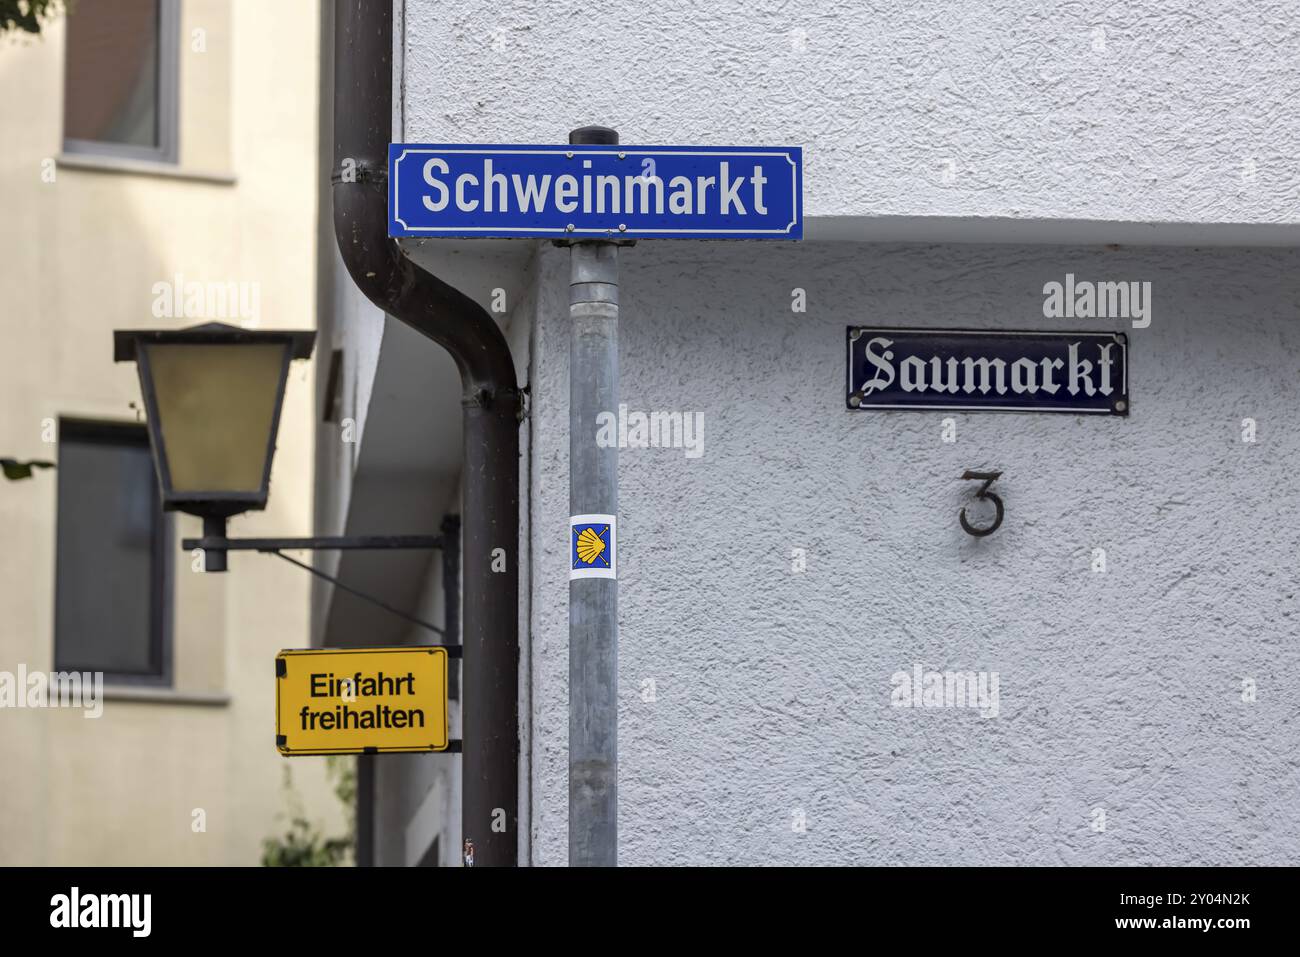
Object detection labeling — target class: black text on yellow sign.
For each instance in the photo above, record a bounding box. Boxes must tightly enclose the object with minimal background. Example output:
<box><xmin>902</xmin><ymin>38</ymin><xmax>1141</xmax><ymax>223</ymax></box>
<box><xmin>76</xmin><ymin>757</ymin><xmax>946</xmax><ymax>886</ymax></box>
<box><xmin>275</xmin><ymin>647</ymin><xmax>449</xmax><ymax>755</ymax></box>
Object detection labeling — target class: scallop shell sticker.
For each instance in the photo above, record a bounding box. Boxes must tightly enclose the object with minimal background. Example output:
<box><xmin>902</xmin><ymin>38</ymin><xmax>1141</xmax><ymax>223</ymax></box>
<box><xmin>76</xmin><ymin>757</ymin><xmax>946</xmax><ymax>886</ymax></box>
<box><xmin>570</xmin><ymin>514</ymin><xmax>616</xmax><ymax>580</ymax></box>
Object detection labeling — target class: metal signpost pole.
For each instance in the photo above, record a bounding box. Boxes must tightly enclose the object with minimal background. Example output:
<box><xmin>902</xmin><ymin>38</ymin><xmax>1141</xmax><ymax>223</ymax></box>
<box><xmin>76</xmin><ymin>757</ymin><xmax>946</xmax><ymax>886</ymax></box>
<box><xmin>386</xmin><ymin>124</ymin><xmax>801</xmax><ymax>867</ymax></box>
<box><xmin>568</xmin><ymin>125</ymin><xmax>620</xmax><ymax>867</ymax></box>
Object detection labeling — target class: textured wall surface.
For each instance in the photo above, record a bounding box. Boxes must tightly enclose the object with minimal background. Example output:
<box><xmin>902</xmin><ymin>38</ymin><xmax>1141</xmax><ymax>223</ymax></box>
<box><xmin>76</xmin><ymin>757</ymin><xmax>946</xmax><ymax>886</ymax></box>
<box><xmin>526</xmin><ymin>239</ymin><xmax>1300</xmax><ymax>865</ymax></box>
<box><xmin>392</xmin><ymin>0</ymin><xmax>1300</xmax><ymax>865</ymax></box>
<box><xmin>403</xmin><ymin>0</ymin><xmax>1300</xmax><ymax>229</ymax></box>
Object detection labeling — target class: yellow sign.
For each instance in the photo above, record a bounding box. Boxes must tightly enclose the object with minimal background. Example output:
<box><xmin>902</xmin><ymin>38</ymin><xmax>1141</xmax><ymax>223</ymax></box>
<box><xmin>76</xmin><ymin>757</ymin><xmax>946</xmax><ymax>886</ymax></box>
<box><xmin>275</xmin><ymin>647</ymin><xmax>449</xmax><ymax>755</ymax></box>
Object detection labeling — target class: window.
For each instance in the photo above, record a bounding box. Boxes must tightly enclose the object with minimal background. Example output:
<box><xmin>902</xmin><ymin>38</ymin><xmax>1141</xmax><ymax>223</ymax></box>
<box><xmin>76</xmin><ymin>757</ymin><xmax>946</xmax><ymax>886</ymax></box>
<box><xmin>62</xmin><ymin>0</ymin><xmax>179</xmax><ymax>163</ymax></box>
<box><xmin>54</xmin><ymin>419</ymin><xmax>171</xmax><ymax>684</ymax></box>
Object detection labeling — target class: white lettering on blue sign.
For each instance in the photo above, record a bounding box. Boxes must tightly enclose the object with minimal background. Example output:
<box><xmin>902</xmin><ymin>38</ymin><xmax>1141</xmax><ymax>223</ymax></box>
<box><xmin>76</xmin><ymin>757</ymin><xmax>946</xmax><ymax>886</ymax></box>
<box><xmin>419</xmin><ymin>157</ymin><xmax>770</xmax><ymax>216</ymax></box>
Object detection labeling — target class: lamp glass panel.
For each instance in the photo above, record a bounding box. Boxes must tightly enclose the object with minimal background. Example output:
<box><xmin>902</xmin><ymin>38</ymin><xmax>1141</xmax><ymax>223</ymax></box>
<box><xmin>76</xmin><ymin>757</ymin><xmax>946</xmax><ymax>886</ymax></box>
<box><xmin>143</xmin><ymin>342</ymin><xmax>288</xmax><ymax>494</ymax></box>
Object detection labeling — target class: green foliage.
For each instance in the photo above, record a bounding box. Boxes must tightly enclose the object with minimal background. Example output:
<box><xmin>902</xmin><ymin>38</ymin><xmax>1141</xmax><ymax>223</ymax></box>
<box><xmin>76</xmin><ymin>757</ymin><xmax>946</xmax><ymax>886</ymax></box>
<box><xmin>1</xmin><ymin>458</ymin><xmax>55</xmax><ymax>480</ymax></box>
<box><xmin>261</xmin><ymin>816</ymin><xmax>351</xmax><ymax>868</ymax></box>
<box><xmin>0</xmin><ymin>0</ymin><xmax>64</xmax><ymax>37</ymax></box>
<box><xmin>261</xmin><ymin>757</ymin><xmax>357</xmax><ymax>867</ymax></box>
<box><xmin>329</xmin><ymin>754</ymin><xmax>358</xmax><ymax>815</ymax></box>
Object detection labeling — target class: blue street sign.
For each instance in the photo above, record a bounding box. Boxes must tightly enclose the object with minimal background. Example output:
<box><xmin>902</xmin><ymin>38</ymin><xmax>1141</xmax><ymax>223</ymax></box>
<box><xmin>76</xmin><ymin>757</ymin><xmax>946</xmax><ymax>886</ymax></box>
<box><xmin>388</xmin><ymin>144</ymin><xmax>802</xmax><ymax>240</ymax></box>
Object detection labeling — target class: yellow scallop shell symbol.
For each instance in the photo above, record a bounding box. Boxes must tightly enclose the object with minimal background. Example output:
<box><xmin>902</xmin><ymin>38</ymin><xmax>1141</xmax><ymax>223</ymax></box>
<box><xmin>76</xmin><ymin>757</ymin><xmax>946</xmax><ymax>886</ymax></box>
<box><xmin>576</xmin><ymin>526</ymin><xmax>607</xmax><ymax>565</ymax></box>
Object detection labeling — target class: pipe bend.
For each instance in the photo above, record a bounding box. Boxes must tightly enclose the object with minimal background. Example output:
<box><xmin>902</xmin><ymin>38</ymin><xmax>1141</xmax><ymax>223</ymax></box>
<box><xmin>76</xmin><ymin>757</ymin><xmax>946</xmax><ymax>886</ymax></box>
<box><xmin>332</xmin><ymin>180</ymin><xmax>518</xmax><ymax>397</ymax></box>
<box><xmin>329</xmin><ymin>0</ymin><xmax>517</xmax><ymax>398</ymax></box>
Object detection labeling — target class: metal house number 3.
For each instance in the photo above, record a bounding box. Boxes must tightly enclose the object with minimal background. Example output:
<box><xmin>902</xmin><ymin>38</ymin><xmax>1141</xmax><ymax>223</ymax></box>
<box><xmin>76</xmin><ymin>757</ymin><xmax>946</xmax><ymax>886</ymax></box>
<box><xmin>959</xmin><ymin>470</ymin><xmax>1004</xmax><ymax>537</ymax></box>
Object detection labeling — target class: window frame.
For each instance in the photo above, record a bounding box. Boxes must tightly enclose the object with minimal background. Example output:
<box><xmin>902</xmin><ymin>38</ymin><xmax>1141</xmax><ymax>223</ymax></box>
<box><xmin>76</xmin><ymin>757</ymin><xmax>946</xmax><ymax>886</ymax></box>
<box><xmin>52</xmin><ymin>417</ymin><xmax>174</xmax><ymax>688</ymax></box>
<box><xmin>61</xmin><ymin>0</ymin><xmax>181</xmax><ymax>165</ymax></box>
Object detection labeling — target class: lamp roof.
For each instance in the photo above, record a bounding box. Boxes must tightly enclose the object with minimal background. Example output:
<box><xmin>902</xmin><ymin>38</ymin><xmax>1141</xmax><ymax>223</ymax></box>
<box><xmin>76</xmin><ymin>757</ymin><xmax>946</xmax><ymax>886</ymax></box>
<box><xmin>113</xmin><ymin>322</ymin><xmax>316</xmax><ymax>362</ymax></box>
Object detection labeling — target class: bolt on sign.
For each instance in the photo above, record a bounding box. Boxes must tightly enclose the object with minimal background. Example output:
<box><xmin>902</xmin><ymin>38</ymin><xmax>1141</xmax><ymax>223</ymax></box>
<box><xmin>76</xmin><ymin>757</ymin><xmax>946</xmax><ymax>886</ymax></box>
<box><xmin>275</xmin><ymin>647</ymin><xmax>449</xmax><ymax>755</ymax></box>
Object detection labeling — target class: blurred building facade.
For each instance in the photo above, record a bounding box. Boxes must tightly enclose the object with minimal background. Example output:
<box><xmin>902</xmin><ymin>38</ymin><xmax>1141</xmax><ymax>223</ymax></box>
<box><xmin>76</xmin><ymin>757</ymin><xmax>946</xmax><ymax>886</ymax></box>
<box><xmin>0</xmin><ymin>0</ymin><xmax>343</xmax><ymax>865</ymax></box>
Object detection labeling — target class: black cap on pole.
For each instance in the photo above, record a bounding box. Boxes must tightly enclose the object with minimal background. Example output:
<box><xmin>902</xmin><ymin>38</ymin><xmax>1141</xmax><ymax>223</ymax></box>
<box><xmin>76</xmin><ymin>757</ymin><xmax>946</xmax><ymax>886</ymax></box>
<box><xmin>569</xmin><ymin>126</ymin><xmax>618</xmax><ymax>145</ymax></box>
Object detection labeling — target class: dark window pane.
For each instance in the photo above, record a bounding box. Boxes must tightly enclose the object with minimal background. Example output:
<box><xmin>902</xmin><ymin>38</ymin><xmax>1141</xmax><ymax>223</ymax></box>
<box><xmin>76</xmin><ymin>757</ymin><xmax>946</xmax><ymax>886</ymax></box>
<box><xmin>55</xmin><ymin>420</ymin><xmax>166</xmax><ymax>679</ymax></box>
<box><xmin>63</xmin><ymin>0</ymin><xmax>160</xmax><ymax>148</ymax></box>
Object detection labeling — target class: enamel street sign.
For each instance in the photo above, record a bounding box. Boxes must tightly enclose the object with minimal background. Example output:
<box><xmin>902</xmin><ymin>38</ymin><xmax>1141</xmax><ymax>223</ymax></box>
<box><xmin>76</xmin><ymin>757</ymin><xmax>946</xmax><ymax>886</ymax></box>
<box><xmin>847</xmin><ymin>328</ymin><xmax>1129</xmax><ymax>415</ymax></box>
<box><xmin>388</xmin><ymin>144</ymin><xmax>802</xmax><ymax>240</ymax></box>
<box><xmin>275</xmin><ymin>647</ymin><xmax>449</xmax><ymax>755</ymax></box>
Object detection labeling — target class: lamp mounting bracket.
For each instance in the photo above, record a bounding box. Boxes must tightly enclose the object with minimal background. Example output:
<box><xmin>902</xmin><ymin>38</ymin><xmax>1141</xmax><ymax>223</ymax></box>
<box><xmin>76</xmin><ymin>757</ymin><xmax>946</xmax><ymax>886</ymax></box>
<box><xmin>179</xmin><ymin>534</ymin><xmax>444</xmax><ymax>553</ymax></box>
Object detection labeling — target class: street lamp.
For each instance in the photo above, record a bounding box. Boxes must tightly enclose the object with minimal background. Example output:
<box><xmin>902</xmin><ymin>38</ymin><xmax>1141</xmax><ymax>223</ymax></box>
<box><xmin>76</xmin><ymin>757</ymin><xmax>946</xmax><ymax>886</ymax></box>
<box><xmin>114</xmin><ymin>321</ymin><xmax>316</xmax><ymax>570</ymax></box>
<box><xmin>113</xmin><ymin>319</ymin><xmax>463</xmax><ymax>753</ymax></box>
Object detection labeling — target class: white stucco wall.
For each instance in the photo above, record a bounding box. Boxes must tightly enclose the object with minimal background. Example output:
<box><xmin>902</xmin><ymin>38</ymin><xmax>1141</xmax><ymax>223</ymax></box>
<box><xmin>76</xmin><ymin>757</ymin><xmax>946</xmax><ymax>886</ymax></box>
<box><xmin>365</xmin><ymin>0</ymin><xmax>1300</xmax><ymax>866</ymax></box>
<box><xmin>525</xmin><ymin>239</ymin><xmax>1300</xmax><ymax>865</ymax></box>
<box><xmin>403</xmin><ymin>0</ymin><xmax>1300</xmax><ymax>237</ymax></box>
